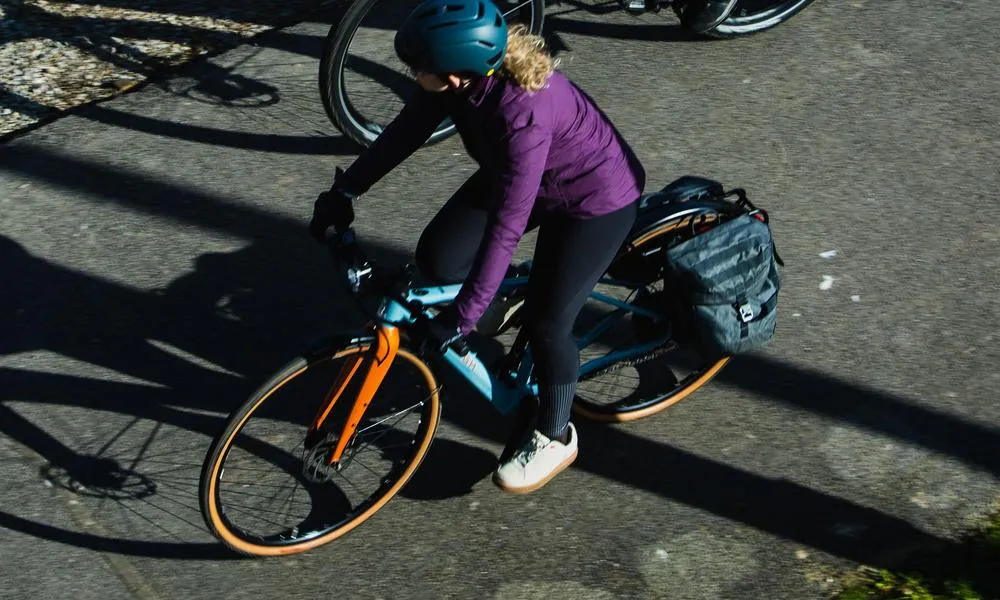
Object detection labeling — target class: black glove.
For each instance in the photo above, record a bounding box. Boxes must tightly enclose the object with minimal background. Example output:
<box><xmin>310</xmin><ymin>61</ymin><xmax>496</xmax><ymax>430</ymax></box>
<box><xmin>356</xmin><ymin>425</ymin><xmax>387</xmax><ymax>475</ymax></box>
<box><xmin>309</xmin><ymin>169</ymin><xmax>357</xmax><ymax>243</ymax></box>
<box><xmin>412</xmin><ymin>307</ymin><xmax>466</xmax><ymax>356</ymax></box>
<box><xmin>309</xmin><ymin>188</ymin><xmax>354</xmax><ymax>243</ymax></box>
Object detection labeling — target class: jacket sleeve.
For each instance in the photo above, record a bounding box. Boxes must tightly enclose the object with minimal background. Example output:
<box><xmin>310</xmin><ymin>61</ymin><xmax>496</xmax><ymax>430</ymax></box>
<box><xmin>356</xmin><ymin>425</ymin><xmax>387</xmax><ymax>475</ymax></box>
<box><xmin>337</xmin><ymin>89</ymin><xmax>450</xmax><ymax>195</ymax></box>
<box><xmin>453</xmin><ymin>119</ymin><xmax>552</xmax><ymax>334</ymax></box>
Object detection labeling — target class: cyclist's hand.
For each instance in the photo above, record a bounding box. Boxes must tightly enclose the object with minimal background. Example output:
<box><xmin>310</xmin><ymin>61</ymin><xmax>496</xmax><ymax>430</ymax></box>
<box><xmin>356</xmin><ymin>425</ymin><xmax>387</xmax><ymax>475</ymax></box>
<box><xmin>309</xmin><ymin>187</ymin><xmax>354</xmax><ymax>243</ymax></box>
<box><xmin>413</xmin><ymin>308</ymin><xmax>466</xmax><ymax>356</ymax></box>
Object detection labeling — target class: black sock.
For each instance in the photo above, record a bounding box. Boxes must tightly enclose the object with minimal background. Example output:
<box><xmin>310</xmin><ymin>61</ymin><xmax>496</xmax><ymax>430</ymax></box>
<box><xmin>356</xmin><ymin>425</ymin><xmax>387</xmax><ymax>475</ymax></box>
<box><xmin>537</xmin><ymin>382</ymin><xmax>575</xmax><ymax>443</ymax></box>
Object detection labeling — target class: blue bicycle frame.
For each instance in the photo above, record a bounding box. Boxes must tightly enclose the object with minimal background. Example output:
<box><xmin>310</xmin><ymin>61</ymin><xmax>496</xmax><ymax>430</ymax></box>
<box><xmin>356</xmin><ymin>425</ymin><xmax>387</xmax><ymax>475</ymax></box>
<box><xmin>375</xmin><ymin>270</ymin><xmax>672</xmax><ymax>415</ymax></box>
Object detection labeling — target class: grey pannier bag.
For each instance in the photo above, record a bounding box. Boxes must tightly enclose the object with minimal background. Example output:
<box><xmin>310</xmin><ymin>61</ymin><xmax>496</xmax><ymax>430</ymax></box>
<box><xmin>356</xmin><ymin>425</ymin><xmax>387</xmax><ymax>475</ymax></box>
<box><xmin>664</xmin><ymin>188</ymin><xmax>784</xmax><ymax>357</ymax></box>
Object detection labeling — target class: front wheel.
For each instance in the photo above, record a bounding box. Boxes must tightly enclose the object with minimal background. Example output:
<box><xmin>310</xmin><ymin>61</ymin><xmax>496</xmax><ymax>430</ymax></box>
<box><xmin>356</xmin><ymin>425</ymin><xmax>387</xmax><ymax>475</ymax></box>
<box><xmin>319</xmin><ymin>0</ymin><xmax>545</xmax><ymax>148</ymax></box>
<box><xmin>676</xmin><ymin>0</ymin><xmax>816</xmax><ymax>38</ymax></box>
<box><xmin>199</xmin><ymin>337</ymin><xmax>441</xmax><ymax>556</ymax></box>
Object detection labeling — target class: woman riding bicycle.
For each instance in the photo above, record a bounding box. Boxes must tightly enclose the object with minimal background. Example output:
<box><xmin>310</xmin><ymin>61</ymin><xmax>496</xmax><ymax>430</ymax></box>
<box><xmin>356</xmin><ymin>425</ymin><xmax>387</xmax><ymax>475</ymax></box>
<box><xmin>310</xmin><ymin>0</ymin><xmax>646</xmax><ymax>494</ymax></box>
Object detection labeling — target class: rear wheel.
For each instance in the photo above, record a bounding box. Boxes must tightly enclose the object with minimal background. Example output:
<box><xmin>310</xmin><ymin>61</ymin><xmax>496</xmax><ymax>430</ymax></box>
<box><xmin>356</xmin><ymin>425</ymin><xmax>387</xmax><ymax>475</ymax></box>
<box><xmin>676</xmin><ymin>0</ymin><xmax>816</xmax><ymax>38</ymax></box>
<box><xmin>572</xmin><ymin>200</ymin><xmax>741</xmax><ymax>422</ymax></box>
<box><xmin>319</xmin><ymin>0</ymin><xmax>545</xmax><ymax>148</ymax></box>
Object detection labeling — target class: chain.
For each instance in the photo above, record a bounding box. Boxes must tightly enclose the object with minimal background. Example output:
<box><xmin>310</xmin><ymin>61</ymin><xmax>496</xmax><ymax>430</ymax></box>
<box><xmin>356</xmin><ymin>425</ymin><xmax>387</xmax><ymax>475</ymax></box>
<box><xmin>579</xmin><ymin>343</ymin><xmax>675</xmax><ymax>382</ymax></box>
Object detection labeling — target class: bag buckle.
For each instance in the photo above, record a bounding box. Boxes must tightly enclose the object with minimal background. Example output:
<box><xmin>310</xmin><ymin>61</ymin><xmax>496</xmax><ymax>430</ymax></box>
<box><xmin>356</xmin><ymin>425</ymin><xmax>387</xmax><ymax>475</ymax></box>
<box><xmin>738</xmin><ymin>303</ymin><xmax>755</xmax><ymax>323</ymax></box>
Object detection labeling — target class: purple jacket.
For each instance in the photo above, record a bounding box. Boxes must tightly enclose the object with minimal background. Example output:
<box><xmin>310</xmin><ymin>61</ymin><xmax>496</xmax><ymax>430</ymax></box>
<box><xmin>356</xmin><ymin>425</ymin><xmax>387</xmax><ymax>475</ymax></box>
<box><xmin>339</xmin><ymin>70</ymin><xmax>646</xmax><ymax>334</ymax></box>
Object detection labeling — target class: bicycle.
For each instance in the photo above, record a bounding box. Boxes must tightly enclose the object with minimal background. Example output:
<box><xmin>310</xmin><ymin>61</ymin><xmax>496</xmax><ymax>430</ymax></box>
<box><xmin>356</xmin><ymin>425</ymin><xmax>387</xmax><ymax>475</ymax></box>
<box><xmin>198</xmin><ymin>175</ymin><xmax>747</xmax><ymax>557</ymax></box>
<box><xmin>319</xmin><ymin>0</ymin><xmax>817</xmax><ymax>148</ymax></box>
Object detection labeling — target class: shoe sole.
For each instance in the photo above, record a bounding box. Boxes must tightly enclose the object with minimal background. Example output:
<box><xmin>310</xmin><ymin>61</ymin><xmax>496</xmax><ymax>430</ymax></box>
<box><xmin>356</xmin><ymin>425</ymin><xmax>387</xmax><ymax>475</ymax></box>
<box><xmin>491</xmin><ymin>448</ymin><xmax>579</xmax><ymax>495</ymax></box>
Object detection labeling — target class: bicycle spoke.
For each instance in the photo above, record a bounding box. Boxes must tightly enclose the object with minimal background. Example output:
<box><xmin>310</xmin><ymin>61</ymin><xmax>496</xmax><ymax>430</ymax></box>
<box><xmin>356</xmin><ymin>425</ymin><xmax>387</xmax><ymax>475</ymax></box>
<box><xmin>501</xmin><ymin>0</ymin><xmax>534</xmax><ymax>18</ymax></box>
<box><xmin>356</xmin><ymin>400</ymin><xmax>425</xmax><ymax>435</ymax></box>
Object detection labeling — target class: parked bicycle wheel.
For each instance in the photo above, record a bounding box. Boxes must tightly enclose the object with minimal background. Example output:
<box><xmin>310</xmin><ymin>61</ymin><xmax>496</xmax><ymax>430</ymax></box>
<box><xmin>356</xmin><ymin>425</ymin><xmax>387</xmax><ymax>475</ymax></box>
<box><xmin>572</xmin><ymin>199</ymin><xmax>743</xmax><ymax>422</ymax></box>
<box><xmin>199</xmin><ymin>337</ymin><xmax>440</xmax><ymax>556</ymax></box>
<box><xmin>677</xmin><ymin>0</ymin><xmax>815</xmax><ymax>38</ymax></box>
<box><xmin>320</xmin><ymin>0</ymin><xmax>544</xmax><ymax>148</ymax></box>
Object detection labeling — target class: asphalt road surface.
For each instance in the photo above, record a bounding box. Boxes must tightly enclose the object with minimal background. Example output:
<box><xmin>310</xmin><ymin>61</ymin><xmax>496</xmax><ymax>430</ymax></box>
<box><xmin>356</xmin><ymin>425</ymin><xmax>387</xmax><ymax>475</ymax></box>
<box><xmin>2</xmin><ymin>1</ymin><xmax>1000</xmax><ymax>598</ymax></box>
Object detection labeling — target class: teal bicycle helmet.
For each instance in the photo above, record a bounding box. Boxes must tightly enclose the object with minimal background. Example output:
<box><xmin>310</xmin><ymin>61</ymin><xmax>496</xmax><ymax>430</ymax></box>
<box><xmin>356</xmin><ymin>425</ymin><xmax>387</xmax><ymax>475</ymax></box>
<box><xmin>394</xmin><ymin>0</ymin><xmax>508</xmax><ymax>76</ymax></box>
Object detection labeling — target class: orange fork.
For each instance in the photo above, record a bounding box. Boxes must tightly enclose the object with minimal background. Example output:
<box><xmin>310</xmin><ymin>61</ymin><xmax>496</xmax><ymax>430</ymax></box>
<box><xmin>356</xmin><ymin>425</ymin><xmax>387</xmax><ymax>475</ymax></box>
<box><xmin>310</xmin><ymin>353</ymin><xmax>364</xmax><ymax>432</ymax></box>
<box><xmin>315</xmin><ymin>325</ymin><xmax>400</xmax><ymax>464</ymax></box>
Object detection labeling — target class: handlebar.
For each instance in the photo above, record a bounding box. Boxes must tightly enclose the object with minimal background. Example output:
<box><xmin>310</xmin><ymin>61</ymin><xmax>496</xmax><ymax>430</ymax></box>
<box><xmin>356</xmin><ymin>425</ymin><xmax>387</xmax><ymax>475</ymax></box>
<box><xmin>326</xmin><ymin>227</ymin><xmax>469</xmax><ymax>356</ymax></box>
<box><xmin>325</xmin><ymin>227</ymin><xmax>375</xmax><ymax>295</ymax></box>
<box><xmin>324</xmin><ymin>227</ymin><xmax>419</xmax><ymax>307</ymax></box>
<box><xmin>324</xmin><ymin>227</ymin><xmax>473</xmax><ymax>357</ymax></box>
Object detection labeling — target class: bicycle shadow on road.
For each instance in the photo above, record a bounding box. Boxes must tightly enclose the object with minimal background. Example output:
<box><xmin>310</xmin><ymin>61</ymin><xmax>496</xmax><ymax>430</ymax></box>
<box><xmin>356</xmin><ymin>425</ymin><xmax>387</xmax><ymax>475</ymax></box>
<box><xmin>0</xmin><ymin>230</ymin><xmax>357</xmax><ymax>559</ymax></box>
<box><xmin>570</xmin><ymin>417</ymin><xmax>976</xmax><ymax>571</ymax></box>
<box><xmin>717</xmin><ymin>356</ymin><xmax>1000</xmax><ymax>481</ymax></box>
<box><xmin>3</xmin><ymin>223</ymin><xmax>996</xmax><ymax>567</ymax></box>
<box><xmin>0</xmin><ymin>225</ymin><xmax>505</xmax><ymax>559</ymax></box>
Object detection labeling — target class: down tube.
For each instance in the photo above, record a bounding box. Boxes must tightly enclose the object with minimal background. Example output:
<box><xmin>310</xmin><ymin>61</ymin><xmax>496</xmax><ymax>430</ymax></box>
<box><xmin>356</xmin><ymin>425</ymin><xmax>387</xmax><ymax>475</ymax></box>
<box><xmin>439</xmin><ymin>348</ymin><xmax>523</xmax><ymax>415</ymax></box>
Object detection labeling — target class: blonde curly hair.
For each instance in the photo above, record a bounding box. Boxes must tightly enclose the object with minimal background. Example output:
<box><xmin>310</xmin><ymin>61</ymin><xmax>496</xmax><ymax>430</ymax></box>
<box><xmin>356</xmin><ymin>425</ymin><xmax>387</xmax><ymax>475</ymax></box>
<box><xmin>500</xmin><ymin>24</ymin><xmax>560</xmax><ymax>92</ymax></box>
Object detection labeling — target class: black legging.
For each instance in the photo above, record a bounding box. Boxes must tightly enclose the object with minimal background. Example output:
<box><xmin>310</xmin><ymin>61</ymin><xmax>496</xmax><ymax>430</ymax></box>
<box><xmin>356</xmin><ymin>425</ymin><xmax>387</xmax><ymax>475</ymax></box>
<box><xmin>416</xmin><ymin>170</ymin><xmax>638</xmax><ymax>404</ymax></box>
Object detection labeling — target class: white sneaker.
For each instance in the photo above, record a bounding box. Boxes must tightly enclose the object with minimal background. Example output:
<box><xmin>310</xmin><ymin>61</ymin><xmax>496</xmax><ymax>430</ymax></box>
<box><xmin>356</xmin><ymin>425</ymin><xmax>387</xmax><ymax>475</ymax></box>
<box><xmin>492</xmin><ymin>423</ymin><xmax>578</xmax><ymax>494</ymax></box>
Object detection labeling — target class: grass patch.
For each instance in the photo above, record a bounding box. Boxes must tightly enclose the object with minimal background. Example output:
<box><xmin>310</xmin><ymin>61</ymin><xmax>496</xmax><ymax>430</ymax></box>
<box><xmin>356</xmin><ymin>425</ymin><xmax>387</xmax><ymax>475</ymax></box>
<box><xmin>835</xmin><ymin>509</ymin><xmax>1000</xmax><ymax>599</ymax></box>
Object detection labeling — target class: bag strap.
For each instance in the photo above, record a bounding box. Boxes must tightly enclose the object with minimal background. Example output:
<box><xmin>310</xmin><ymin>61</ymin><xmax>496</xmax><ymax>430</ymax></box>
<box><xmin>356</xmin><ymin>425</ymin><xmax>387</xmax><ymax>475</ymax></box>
<box><xmin>723</xmin><ymin>188</ymin><xmax>785</xmax><ymax>268</ymax></box>
<box><xmin>732</xmin><ymin>288</ymin><xmax>779</xmax><ymax>340</ymax></box>
<box><xmin>734</xmin><ymin>293</ymin><xmax>750</xmax><ymax>340</ymax></box>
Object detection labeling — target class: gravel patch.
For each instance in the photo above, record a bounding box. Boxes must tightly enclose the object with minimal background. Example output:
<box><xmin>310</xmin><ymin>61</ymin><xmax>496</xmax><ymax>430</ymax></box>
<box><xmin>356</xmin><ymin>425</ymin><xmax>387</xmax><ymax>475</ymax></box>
<box><xmin>0</xmin><ymin>0</ymin><xmax>326</xmax><ymax>138</ymax></box>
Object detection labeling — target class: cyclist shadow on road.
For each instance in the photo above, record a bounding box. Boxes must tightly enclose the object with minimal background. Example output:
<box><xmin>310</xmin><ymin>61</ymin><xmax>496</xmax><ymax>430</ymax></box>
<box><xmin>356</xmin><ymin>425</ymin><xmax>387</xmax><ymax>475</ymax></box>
<box><xmin>0</xmin><ymin>232</ymin><xmax>506</xmax><ymax>544</ymax></box>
